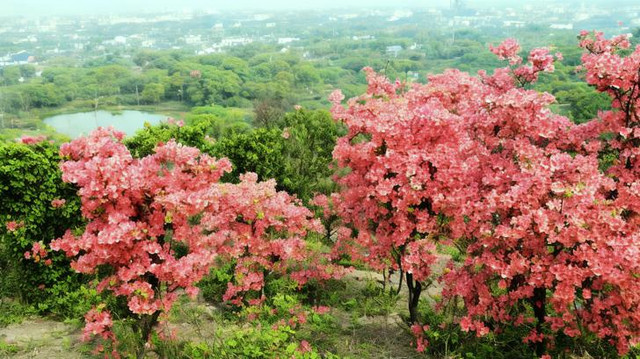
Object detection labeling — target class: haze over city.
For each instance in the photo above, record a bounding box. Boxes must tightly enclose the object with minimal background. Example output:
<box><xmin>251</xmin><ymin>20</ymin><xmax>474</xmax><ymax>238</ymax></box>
<box><xmin>3</xmin><ymin>0</ymin><xmax>637</xmax><ymax>16</ymax></box>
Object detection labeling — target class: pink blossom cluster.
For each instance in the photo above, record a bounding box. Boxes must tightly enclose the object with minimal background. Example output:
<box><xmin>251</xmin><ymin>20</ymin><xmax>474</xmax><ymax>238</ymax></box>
<box><xmin>50</xmin><ymin>127</ymin><xmax>343</xmax><ymax>347</ymax></box>
<box><xmin>331</xmin><ymin>35</ymin><xmax>640</xmax><ymax>356</ymax></box>
<box><xmin>166</xmin><ymin>117</ymin><xmax>184</xmax><ymax>127</ymax></box>
<box><xmin>83</xmin><ymin>307</ymin><xmax>115</xmax><ymax>341</ymax></box>
<box><xmin>83</xmin><ymin>307</ymin><xmax>120</xmax><ymax>358</ymax></box>
<box><xmin>23</xmin><ymin>241</ymin><xmax>51</xmax><ymax>266</ymax></box>
<box><xmin>5</xmin><ymin>220</ymin><xmax>21</xmax><ymax>232</ymax></box>
<box><xmin>410</xmin><ymin>324</ymin><xmax>430</xmax><ymax>352</ymax></box>
<box><xmin>18</xmin><ymin>135</ymin><xmax>47</xmax><ymax>145</ymax></box>
<box><xmin>486</xmin><ymin>39</ymin><xmax>560</xmax><ymax>85</ymax></box>
<box><xmin>489</xmin><ymin>38</ymin><xmax>521</xmax><ymax>64</ymax></box>
<box><xmin>51</xmin><ymin>198</ymin><xmax>66</xmax><ymax>208</ymax></box>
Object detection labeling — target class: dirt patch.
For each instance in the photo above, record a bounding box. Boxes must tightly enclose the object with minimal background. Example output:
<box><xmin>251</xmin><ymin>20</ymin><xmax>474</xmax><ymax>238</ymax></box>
<box><xmin>346</xmin><ymin>253</ymin><xmax>451</xmax><ymax>297</ymax></box>
<box><xmin>326</xmin><ymin>308</ymin><xmax>422</xmax><ymax>359</ymax></box>
<box><xmin>0</xmin><ymin>318</ymin><xmax>85</xmax><ymax>358</ymax></box>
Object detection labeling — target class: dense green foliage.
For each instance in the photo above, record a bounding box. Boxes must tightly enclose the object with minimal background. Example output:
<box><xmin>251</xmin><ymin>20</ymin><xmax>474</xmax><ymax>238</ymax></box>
<box><xmin>272</xmin><ymin>109</ymin><xmax>345</xmax><ymax>201</ymax></box>
<box><xmin>125</xmin><ymin>108</ymin><xmax>342</xmax><ymax>204</ymax></box>
<box><xmin>207</xmin><ymin>109</ymin><xmax>344</xmax><ymax>203</ymax></box>
<box><xmin>535</xmin><ymin>63</ymin><xmax>612</xmax><ymax>123</ymax></box>
<box><xmin>0</xmin><ymin>139</ymin><xmax>93</xmax><ymax>317</ymax></box>
<box><xmin>125</xmin><ymin>119</ymin><xmax>215</xmax><ymax>158</ymax></box>
<box><xmin>211</xmin><ymin>128</ymin><xmax>287</xmax><ymax>182</ymax></box>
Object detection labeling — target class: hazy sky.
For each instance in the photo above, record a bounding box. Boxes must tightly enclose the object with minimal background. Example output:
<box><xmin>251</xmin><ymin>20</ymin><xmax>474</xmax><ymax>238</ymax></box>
<box><xmin>1</xmin><ymin>0</ymin><xmax>436</xmax><ymax>16</ymax></box>
<box><xmin>2</xmin><ymin>0</ymin><xmax>632</xmax><ymax>17</ymax></box>
<box><xmin>0</xmin><ymin>0</ymin><xmax>539</xmax><ymax>17</ymax></box>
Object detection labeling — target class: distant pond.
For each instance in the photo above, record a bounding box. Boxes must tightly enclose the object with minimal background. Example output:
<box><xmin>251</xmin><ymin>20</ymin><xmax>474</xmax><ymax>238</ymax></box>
<box><xmin>44</xmin><ymin>110</ymin><xmax>167</xmax><ymax>139</ymax></box>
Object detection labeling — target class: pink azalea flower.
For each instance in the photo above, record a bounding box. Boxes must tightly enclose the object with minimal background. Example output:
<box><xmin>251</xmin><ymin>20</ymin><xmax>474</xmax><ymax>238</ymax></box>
<box><xmin>18</xmin><ymin>135</ymin><xmax>47</xmax><ymax>145</ymax></box>
<box><xmin>6</xmin><ymin>221</ymin><xmax>19</xmax><ymax>232</ymax></box>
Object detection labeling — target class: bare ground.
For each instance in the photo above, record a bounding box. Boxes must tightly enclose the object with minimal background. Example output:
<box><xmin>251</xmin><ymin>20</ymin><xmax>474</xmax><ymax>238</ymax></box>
<box><xmin>0</xmin><ymin>318</ymin><xmax>86</xmax><ymax>358</ymax></box>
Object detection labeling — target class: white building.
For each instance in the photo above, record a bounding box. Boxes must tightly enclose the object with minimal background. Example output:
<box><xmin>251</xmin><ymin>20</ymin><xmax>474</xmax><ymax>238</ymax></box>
<box><xmin>184</xmin><ymin>35</ymin><xmax>202</xmax><ymax>45</ymax></box>
<box><xmin>550</xmin><ymin>23</ymin><xmax>573</xmax><ymax>30</ymax></box>
<box><xmin>114</xmin><ymin>36</ymin><xmax>127</xmax><ymax>45</ymax></box>
<box><xmin>277</xmin><ymin>37</ymin><xmax>300</xmax><ymax>45</ymax></box>
<box><xmin>220</xmin><ymin>37</ymin><xmax>253</xmax><ymax>47</ymax></box>
<box><xmin>503</xmin><ymin>20</ymin><xmax>525</xmax><ymax>28</ymax></box>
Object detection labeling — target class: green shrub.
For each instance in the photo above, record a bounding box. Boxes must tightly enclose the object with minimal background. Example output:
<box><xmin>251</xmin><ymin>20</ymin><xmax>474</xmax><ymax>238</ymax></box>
<box><xmin>197</xmin><ymin>261</ymin><xmax>235</xmax><ymax>305</ymax></box>
<box><xmin>125</xmin><ymin>118</ymin><xmax>216</xmax><ymax>158</ymax></box>
<box><xmin>0</xmin><ymin>299</ymin><xmax>36</xmax><ymax>327</ymax></box>
<box><xmin>0</xmin><ymin>139</ymin><xmax>87</xmax><ymax>318</ymax></box>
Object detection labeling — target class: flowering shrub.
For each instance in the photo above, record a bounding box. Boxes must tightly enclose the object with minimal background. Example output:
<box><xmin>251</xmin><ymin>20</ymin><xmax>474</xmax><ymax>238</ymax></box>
<box><xmin>51</xmin><ymin>127</ymin><xmax>343</xmax><ymax>356</ymax></box>
<box><xmin>331</xmin><ymin>36</ymin><xmax>640</xmax><ymax>356</ymax></box>
<box><xmin>329</xmin><ymin>66</ymin><xmax>480</xmax><ymax>322</ymax></box>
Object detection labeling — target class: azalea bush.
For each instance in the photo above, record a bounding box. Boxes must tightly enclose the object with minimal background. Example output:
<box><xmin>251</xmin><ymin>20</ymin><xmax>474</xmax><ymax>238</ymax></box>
<box><xmin>330</xmin><ymin>33</ymin><xmax>640</xmax><ymax>357</ymax></box>
<box><xmin>50</xmin><ymin>127</ymin><xmax>343</xmax><ymax>357</ymax></box>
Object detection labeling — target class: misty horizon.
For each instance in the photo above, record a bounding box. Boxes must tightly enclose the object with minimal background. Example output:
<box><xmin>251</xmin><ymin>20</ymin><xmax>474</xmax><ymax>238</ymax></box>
<box><xmin>3</xmin><ymin>0</ymin><xmax>636</xmax><ymax>17</ymax></box>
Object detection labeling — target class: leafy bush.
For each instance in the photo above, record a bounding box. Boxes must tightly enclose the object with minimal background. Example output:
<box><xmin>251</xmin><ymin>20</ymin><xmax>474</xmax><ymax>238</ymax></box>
<box><xmin>212</xmin><ymin>109</ymin><xmax>344</xmax><ymax>203</ymax></box>
<box><xmin>0</xmin><ymin>137</ymin><xmax>87</xmax><ymax>318</ymax></box>
<box><xmin>125</xmin><ymin>117</ymin><xmax>216</xmax><ymax>158</ymax></box>
<box><xmin>210</xmin><ymin>128</ymin><xmax>286</xmax><ymax>186</ymax></box>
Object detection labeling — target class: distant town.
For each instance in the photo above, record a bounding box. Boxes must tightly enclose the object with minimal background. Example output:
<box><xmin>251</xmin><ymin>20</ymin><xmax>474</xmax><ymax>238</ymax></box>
<box><xmin>1</xmin><ymin>1</ymin><xmax>639</xmax><ymax>68</ymax></box>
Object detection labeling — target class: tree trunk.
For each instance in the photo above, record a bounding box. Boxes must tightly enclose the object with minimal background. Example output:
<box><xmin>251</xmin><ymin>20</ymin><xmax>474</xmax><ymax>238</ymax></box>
<box><xmin>406</xmin><ymin>272</ymin><xmax>422</xmax><ymax>323</ymax></box>
<box><xmin>135</xmin><ymin>310</ymin><xmax>161</xmax><ymax>359</ymax></box>
<box><xmin>396</xmin><ymin>269</ymin><xmax>404</xmax><ymax>296</ymax></box>
<box><xmin>531</xmin><ymin>286</ymin><xmax>546</xmax><ymax>357</ymax></box>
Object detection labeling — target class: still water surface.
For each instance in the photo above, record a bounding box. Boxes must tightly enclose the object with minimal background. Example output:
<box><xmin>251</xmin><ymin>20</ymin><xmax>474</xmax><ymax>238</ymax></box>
<box><xmin>44</xmin><ymin>110</ymin><xmax>166</xmax><ymax>138</ymax></box>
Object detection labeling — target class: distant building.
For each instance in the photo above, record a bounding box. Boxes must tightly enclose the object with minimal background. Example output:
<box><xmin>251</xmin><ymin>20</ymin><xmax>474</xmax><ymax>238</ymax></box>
<box><xmin>388</xmin><ymin>10</ymin><xmax>413</xmax><ymax>22</ymax></box>
<box><xmin>11</xmin><ymin>51</ymin><xmax>31</xmax><ymax>63</ymax></box>
<box><xmin>220</xmin><ymin>37</ymin><xmax>253</xmax><ymax>47</ymax></box>
<box><xmin>0</xmin><ymin>50</ymin><xmax>34</xmax><ymax>66</ymax></box>
<box><xmin>503</xmin><ymin>20</ymin><xmax>525</xmax><ymax>28</ymax></box>
<box><xmin>338</xmin><ymin>14</ymin><xmax>359</xmax><ymax>20</ymax></box>
<box><xmin>386</xmin><ymin>45</ymin><xmax>403</xmax><ymax>57</ymax></box>
<box><xmin>550</xmin><ymin>23</ymin><xmax>573</xmax><ymax>30</ymax></box>
<box><xmin>14</xmin><ymin>36</ymin><xmax>37</xmax><ymax>44</ymax></box>
<box><xmin>277</xmin><ymin>37</ymin><xmax>299</xmax><ymax>45</ymax></box>
<box><xmin>253</xmin><ymin>14</ymin><xmax>271</xmax><ymax>21</ymax></box>
<box><xmin>114</xmin><ymin>36</ymin><xmax>127</xmax><ymax>45</ymax></box>
<box><xmin>184</xmin><ymin>35</ymin><xmax>202</xmax><ymax>45</ymax></box>
<box><xmin>197</xmin><ymin>47</ymin><xmax>223</xmax><ymax>55</ymax></box>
